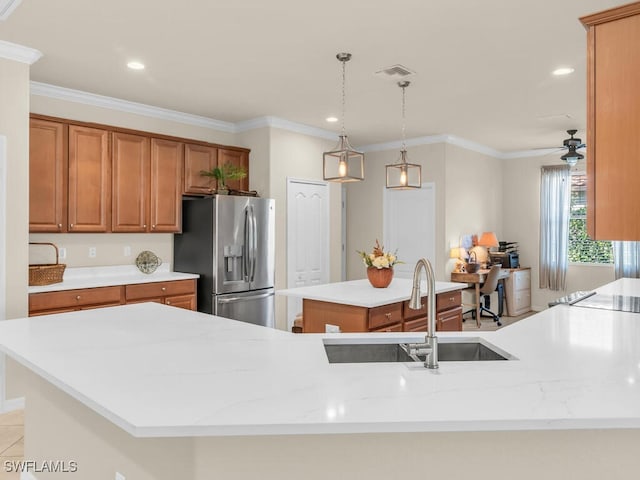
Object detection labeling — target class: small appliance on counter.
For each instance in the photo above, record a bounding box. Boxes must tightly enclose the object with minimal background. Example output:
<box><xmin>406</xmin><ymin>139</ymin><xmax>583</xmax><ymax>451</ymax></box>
<box><xmin>174</xmin><ymin>195</ymin><xmax>275</xmax><ymax>328</ymax></box>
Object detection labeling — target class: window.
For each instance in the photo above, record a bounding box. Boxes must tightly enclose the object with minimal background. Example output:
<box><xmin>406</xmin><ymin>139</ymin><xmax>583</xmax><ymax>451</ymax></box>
<box><xmin>568</xmin><ymin>173</ymin><xmax>613</xmax><ymax>264</ymax></box>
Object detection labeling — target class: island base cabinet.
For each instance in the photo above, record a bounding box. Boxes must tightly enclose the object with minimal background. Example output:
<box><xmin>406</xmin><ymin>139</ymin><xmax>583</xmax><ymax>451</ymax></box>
<box><xmin>302</xmin><ymin>291</ymin><xmax>462</xmax><ymax>333</ymax></box>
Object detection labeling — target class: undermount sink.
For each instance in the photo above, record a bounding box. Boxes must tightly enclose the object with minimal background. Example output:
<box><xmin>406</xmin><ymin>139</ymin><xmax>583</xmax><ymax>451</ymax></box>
<box><xmin>323</xmin><ymin>338</ymin><xmax>513</xmax><ymax>363</ymax></box>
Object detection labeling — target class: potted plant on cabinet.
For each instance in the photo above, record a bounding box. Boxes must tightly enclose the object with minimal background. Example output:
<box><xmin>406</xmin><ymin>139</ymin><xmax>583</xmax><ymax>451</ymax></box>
<box><xmin>200</xmin><ymin>163</ymin><xmax>247</xmax><ymax>195</ymax></box>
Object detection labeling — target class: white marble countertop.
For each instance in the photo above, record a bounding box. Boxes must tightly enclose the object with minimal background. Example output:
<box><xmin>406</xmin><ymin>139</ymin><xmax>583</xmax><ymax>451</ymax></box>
<box><xmin>28</xmin><ymin>264</ymin><xmax>199</xmax><ymax>294</ymax></box>
<box><xmin>277</xmin><ymin>278</ymin><xmax>465</xmax><ymax>307</ymax></box>
<box><xmin>3</xmin><ymin>278</ymin><xmax>640</xmax><ymax>438</ymax></box>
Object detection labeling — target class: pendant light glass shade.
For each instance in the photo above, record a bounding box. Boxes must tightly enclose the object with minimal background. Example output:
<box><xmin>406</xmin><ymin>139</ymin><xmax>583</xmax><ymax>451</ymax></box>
<box><xmin>386</xmin><ymin>80</ymin><xmax>421</xmax><ymax>189</ymax></box>
<box><xmin>323</xmin><ymin>52</ymin><xmax>364</xmax><ymax>182</ymax></box>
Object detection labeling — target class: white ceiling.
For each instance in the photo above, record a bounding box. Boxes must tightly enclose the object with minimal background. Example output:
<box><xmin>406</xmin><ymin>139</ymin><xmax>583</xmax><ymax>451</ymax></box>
<box><xmin>0</xmin><ymin>0</ymin><xmax>623</xmax><ymax>153</ymax></box>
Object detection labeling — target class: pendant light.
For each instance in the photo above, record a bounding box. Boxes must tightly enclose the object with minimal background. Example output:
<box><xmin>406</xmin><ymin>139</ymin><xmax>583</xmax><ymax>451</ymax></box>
<box><xmin>323</xmin><ymin>52</ymin><xmax>364</xmax><ymax>182</ymax></box>
<box><xmin>386</xmin><ymin>81</ymin><xmax>421</xmax><ymax>189</ymax></box>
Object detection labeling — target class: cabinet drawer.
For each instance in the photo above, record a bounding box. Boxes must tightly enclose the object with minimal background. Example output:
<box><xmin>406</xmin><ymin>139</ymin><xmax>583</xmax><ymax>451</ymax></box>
<box><xmin>29</xmin><ymin>286</ymin><xmax>123</xmax><ymax>311</ymax></box>
<box><xmin>165</xmin><ymin>294</ymin><xmax>196</xmax><ymax>310</ymax></box>
<box><xmin>436</xmin><ymin>306</ymin><xmax>462</xmax><ymax>332</ymax></box>
<box><xmin>403</xmin><ymin>296</ymin><xmax>427</xmax><ymax>321</ymax></box>
<box><xmin>125</xmin><ymin>279</ymin><xmax>195</xmax><ymax>301</ymax></box>
<box><xmin>368</xmin><ymin>303</ymin><xmax>403</xmax><ymax>329</ymax></box>
<box><xmin>513</xmin><ymin>270</ymin><xmax>531</xmax><ymax>290</ymax></box>
<box><xmin>403</xmin><ymin>317</ymin><xmax>427</xmax><ymax>332</ymax></box>
<box><xmin>370</xmin><ymin>322</ymin><xmax>403</xmax><ymax>333</ymax></box>
<box><xmin>436</xmin><ymin>290</ymin><xmax>461</xmax><ymax>312</ymax></box>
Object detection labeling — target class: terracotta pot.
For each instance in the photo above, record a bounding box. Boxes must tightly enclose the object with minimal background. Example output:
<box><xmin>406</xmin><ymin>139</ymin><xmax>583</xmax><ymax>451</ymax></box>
<box><xmin>367</xmin><ymin>266</ymin><xmax>394</xmax><ymax>288</ymax></box>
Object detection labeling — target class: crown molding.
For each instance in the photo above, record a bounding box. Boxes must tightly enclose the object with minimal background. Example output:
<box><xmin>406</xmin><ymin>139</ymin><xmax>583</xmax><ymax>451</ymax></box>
<box><xmin>0</xmin><ymin>40</ymin><xmax>41</xmax><ymax>64</ymax></box>
<box><xmin>0</xmin><ymin>0</ymin><xmax>22</xmax><ymax>20</ymax></box>
<box><xmin>30</xmin><ymin>82</ymin><xmax>236</xmax><ymax>132</ymax></box>
<box><xmin>235</xmin><ymin>116</ymin><xmax>338</xmax><ymax>140</ymax></box>
<box><xmin>29</xmin><ymin>81</ymin><xmax>562</xmax><ymax>159</ymax></box>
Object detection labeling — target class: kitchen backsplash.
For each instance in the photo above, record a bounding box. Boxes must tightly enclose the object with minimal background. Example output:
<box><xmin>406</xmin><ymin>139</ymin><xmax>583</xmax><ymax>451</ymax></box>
<box><xmin>28</xmin><ymin>233</ymin><xmax>174</xmax><ymax>269</ymax></box>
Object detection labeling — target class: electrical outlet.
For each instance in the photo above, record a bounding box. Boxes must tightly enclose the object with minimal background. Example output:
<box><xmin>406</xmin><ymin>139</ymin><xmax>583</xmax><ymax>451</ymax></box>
<box><xmin>325</xmin><ymin>324</ymin><xmax>341</xmax><ymax>333</ymax></box>
<box><xmin>89</xmin><ymin>247</ymin><xmax>97</xmax><ymax>258</ymax></box>
<box><xmin>124</xmin><ymin>245</ymin><xmax>131</xmax><ymax>257</ymax></box>
<box><xmin>58</xmin><ymin>247</ymin><xmax>67</xmax><ymax>260</ymax></box>
<box><xmin>115</xmin><ymin>473</ymin><xmax>126</xmax><ymax>480</ymax></box>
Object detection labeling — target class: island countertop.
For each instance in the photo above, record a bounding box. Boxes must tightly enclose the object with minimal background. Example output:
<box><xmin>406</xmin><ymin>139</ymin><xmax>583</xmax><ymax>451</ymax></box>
<box><xmin>3</xmin><ymin>278</ymin><xmax>640</xmax><ymax>438</ymax></box>
<box><xmin>277</xmin><ymin>278</ymin><xmax>465</xmax><ymax>307</ymax></box>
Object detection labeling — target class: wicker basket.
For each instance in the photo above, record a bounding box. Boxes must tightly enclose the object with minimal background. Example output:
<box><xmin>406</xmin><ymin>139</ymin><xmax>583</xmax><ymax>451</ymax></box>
<box><xmin>29</xmin><ymin>242</ymin><xmax>66</xmax><ymax>286</ymax></box>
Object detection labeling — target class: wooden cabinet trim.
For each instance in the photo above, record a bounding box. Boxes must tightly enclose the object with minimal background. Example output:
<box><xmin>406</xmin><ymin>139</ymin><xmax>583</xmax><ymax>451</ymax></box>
<box><xmin>580</xmin><ymin>2</ymin><xmax>640</xmax><ymax>27</ymax></box>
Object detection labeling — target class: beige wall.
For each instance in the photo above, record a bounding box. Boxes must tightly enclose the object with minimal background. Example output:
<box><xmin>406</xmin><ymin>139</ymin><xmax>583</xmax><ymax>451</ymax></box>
<box><xmin>345</xmin><ymin>143</ymin><xmax>447</xmax><ymax>280</ymax></box>
<box><xmin>444</xmin><ymin>144</ymin><xmax>503</xmax><ymax>272</ymax></box>
<box><xmin>236</xmin><ymin>127</ymin><xmax>270</xmax><ymax>198</ymax></box>
<box><xmin>1</xmin><ymin>58</ymin><xmax>30</xmax><ymax>320</ymax></box>
<box><xmin>25</xmin><ymin>367</ymin><xmax>640</xmax><ymax>480</ymax></box>
<box><xmin>268</xmin><ymin>128</ymin><xmax>342</xmax><ymax>330</ymax></box>
<box><xmin>345</xmin><ymin>143</ymin><xmax>502</xmax><ymax>282</ymax></box>
<box><xmin>502</xmin><ymin>156</ymin><xmax>614</xmax><ymax>310</ymax></box>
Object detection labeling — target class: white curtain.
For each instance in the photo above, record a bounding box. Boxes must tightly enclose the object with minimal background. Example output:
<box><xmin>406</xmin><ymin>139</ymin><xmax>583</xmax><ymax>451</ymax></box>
<box><xmin>539</xmin><ymin>165</ymin><xmax>571</xmax><ymax>290</ymax></box>
<box><xmin>613</xmin><ymin>242</ymin><xmax>640</xmax><ymax>278</ymax></box>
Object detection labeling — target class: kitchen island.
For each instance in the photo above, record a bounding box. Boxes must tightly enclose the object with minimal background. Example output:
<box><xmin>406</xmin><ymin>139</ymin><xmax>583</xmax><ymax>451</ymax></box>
<box><xmin>278</xmin><ymin>278</ymin><xmax>466</xmax><ymax>332</ymax></box>
<box><xmin>2</xmin><ymin>279</ymin><xmax>640</xmax><ymax>479</ymax></box>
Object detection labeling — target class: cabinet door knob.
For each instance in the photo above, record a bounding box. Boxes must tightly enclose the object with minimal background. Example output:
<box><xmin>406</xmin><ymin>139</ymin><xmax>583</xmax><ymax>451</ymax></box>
<box><xmin>152</xmin><ymin>225</ymin><xmax>156</xmax><ymax>229</ymax></box>
<box><xmin>143</xmin><ymin>224</ymin><xmax>147</xmax><ymax>228</ymax></box>
<box><xmin>58</xmin><ymin>224</ymin><xmax>62</xmax><ymax>228</ymax></box>
<box><xmin>69</xmin><ymin>223</ymin><xmax>74</xmax><ymax>228</ymax></box>
<box><xmin>76</xmin><ymin>295</ymin><xmax>81</xmax><ymax>300</ymax></box>
<box><xmin>161</xmin><ymin>287</ymin><xmax>166</xmax><ymax>292</ymax></box>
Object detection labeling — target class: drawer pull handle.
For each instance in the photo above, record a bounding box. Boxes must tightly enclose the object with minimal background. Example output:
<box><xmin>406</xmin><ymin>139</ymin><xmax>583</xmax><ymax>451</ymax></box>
<box><xmin>449</xmin><ymin>297</ymin><xmax>455</xmax><ymax>301</ymax></box>
<box><xmin>76</xmin><ymin>295</ymin><xmax>81</xmax><ymax>300</ymax></box>
<box><xmin>385</xmin><ymin>313</ymin><xmax>392</xmax><ymax>319</ymax></box>
<box><xmin>166</xmin><ymin>301</ymin><xmax>171</xmax><ymax>305</ymax></box>
<box><xmin>161</xmin><ymin>287</ymin><xmax>166</xmax><ymax>292</ymax></box>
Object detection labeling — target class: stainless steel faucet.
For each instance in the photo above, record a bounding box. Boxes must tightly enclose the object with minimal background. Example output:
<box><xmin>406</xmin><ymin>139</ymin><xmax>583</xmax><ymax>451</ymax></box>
<box><xmin>407</xmin><ymin>258</ymin><xmax>438</xmax><ymax>369</ymax></box>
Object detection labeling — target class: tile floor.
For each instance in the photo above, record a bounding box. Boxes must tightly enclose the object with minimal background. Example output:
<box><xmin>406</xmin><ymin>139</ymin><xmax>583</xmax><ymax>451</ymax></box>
<box><xmin>0</xmin><ymin>409</ymin><xmax>24</xmax><ymax>480</ymax></box>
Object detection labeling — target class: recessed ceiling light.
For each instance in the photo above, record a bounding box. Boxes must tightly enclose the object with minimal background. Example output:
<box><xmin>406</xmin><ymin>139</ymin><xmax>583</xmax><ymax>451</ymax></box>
<box><xmin>127</xmin><ymin>61</ymin><xmax>145</xmax><ymax>70</ymax></box>
<box><xmin>552</xmin><ymin>67</ymin><xmax>574</xmax><ymax>76</ymax></box>
<box><xmin>326</xmin><ymin>117</ymin><xmax>338</xmax><ymax>123</ymax></box>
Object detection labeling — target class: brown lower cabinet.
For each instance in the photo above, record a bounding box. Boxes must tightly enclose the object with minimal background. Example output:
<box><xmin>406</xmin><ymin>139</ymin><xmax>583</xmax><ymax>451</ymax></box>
<box><xmin>302</xmin><ymin>290</ymin><xmax>462</xmax><ymax>333</ymax></box>
<box><xmin>29</xmin><ymin>279</ymin><xmax>196</xmax><ymax>316</ymax></box>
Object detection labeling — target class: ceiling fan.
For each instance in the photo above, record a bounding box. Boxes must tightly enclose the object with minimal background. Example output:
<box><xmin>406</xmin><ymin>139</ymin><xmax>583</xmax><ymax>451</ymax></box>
<box><xmin>559</xmin><ymin>129</ymin><xmax>586</xmax><ymax>166</ymax></box>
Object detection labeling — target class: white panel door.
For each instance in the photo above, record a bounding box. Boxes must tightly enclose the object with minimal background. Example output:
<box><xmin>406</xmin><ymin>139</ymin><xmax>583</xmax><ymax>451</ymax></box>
<box><xmin>383</xmin><ymin>183</ymin><xmax>435</xmax><ymax>279</ymax></box>
<box><xmin>286</xmin><ymin>179</ymin><xmax>330</xmax><ymax>331</ymax></box>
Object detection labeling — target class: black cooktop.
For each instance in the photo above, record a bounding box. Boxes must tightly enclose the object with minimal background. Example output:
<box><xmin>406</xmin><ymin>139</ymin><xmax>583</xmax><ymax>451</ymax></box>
<box><xmin>572</xmin><ymin>294</ymin><xmax>640</xmax><ymax>313</ymax></box>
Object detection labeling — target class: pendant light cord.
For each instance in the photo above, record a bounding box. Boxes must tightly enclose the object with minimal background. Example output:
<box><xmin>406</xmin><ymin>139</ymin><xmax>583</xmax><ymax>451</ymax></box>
<box><xmin>341</xmin><ymin>57</ymin><xmax>346</xmax><ymax>138</ymax></box>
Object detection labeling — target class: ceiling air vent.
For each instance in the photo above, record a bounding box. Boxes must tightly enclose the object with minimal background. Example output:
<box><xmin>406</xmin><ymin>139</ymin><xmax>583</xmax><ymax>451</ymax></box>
<box><xmin>374</xmin><ymin>64</ymin><xmax>416</xmax><ymax>81</ymax></box>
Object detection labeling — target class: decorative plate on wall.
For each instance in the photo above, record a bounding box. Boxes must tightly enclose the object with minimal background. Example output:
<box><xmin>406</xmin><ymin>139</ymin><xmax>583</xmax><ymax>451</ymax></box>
<box><xmin>135</xmin><ymin>250</ymin><xmax>162</xmax><ymax>274</ymax></box>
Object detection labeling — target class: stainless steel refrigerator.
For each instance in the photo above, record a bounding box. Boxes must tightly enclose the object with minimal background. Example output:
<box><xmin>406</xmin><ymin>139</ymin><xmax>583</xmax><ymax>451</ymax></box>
<box><xmin>174</xmin><ymin>196</ymin><xmax>275</xmax><ymax>327</ymax></box>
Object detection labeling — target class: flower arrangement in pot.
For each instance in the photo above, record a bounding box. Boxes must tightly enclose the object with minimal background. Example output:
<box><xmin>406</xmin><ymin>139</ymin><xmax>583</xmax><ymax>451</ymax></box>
<box><xmin>357</xmin><ymin>240</ymin><xmax>402</xmax><ymax>288</ymax></box>
<box><xmin>200</xmin><ymin>163</ymin><xmax>247</xmax><ymax>194</ymax></box>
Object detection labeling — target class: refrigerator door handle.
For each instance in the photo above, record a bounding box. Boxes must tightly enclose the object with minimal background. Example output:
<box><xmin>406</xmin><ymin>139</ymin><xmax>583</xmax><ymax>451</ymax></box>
<box><xmin>217</xmin><ymin>291</ymin><xmax>274</xmax><ymax>303</ymax></box>
<box><xmin>250</xmin><ymin>205</ymin><xmax>258</xmax><ymax>282</ymax></box>
<box><xmin>243</xmin><ymin>207</ymin><xmax>250</xmax><ymax>282</ymax></box>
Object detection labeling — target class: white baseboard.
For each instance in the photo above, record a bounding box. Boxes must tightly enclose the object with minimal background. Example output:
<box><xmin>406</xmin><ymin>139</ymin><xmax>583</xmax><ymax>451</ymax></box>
<box><xmin>1</xmin><ymin>396</ymin><xmax>24</xmax><ymax>413</ymax></box>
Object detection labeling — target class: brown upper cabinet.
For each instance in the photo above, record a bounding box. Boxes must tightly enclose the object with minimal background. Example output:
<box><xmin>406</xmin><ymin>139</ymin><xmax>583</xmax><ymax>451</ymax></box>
<box><xmin>150</xmin><ymin>138</ymin><xmax>184</xmax><ymax>232</ymax></box>
<box><xmin>219</xmin><ymin>148</ymin><xmax>249</xmax><ymax>192</ymax></box>
<box><xmin>111</xmin><ymin>133</ymin><xmax>184</xmax><ymax>233</ymax></box>
<box><xmin>29</xmin><ymin>114</ymin><xmax>249</xmax><ymax>233</ymax></box>
<box><xmin>67</xmin><ymin>125</ymin><xmax>111</xmax><ymax>232</ymax></box>
<box><xmin>29</xmin><ymin>119</ymin><xmax>67</xmax><ymax>232</ymax></box>
<box><xmin>183</xmin><ymin>143</ymin><xmax>218</xmax><ymax>195</ymax></box>
<box><xmin>581</xmin><ymin>2</ymin><xmax>640</xmax><ymax>240</ymax></box>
